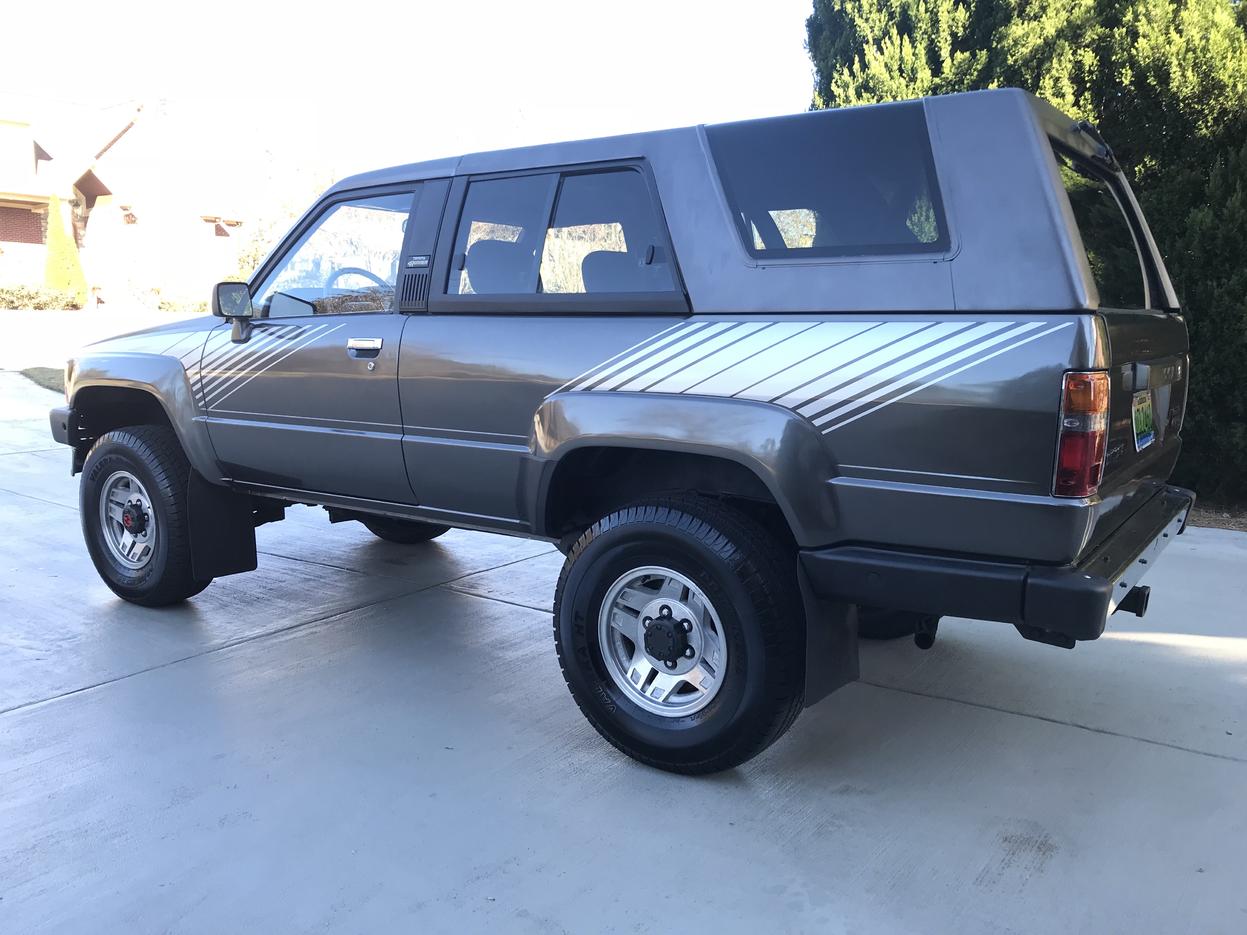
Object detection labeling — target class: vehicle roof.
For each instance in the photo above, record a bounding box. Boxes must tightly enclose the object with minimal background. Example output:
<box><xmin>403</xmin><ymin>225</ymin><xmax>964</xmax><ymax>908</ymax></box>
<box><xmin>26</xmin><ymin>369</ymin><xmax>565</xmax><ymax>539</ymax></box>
<box><xmin>317</xmin><ymin>89</ymin><xmax>1165</xmax><ymax>314</ymax></box>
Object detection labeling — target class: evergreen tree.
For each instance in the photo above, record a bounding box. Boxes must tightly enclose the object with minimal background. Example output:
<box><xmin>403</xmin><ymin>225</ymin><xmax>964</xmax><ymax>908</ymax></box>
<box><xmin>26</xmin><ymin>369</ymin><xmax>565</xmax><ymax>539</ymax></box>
<box><xmin>807</xmin><ymin>0</ymin><xmax>1247</xmax><ymax>500</ymax></box>
<box><xmin>43</xmin><ymin>195</ymin><xmax>88</xmax><ymax>307</ymax></box>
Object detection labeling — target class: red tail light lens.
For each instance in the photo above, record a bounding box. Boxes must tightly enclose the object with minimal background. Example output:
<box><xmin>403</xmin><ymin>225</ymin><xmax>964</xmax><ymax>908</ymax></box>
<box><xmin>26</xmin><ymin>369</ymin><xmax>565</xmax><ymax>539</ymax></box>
<box><xmin>1054</xmin><ymin>371</ymin><xmax>1109</xmax><ymax>498</ymax></box>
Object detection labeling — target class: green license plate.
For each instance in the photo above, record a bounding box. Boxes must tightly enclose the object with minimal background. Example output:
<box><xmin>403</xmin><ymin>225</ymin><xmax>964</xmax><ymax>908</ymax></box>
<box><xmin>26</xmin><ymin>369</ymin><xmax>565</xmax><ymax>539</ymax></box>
<box><xmin>1132</xmin><ymin>390</ymin><xmax>1156</xmax><ymax>451</ymax></box>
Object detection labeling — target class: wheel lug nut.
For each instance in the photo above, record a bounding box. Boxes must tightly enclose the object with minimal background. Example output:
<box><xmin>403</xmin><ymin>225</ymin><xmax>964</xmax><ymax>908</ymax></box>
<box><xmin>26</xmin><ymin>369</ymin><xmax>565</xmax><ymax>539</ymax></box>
<box><xmin>660</xmin><ymin>605</ymin><xmax>671</xmax><ymax>617</ymax></box>
<box><xmin>642</xmin><ymin>617</ymin><xmax>652</xmax><ymax>629</ymax></box>
<box><xmin>664</xmin><ymin>660</ymin><xmax>676</xmax><ymax>669</ymax></box>
<box><xmin>684</xmin><ymin>647</ymin><xmax>695</xmax><ymax>658</ymax></box>
<box><xmin>680</xmin><ymin>619</ymin><xmax>692</xmax><ymax>632</ymax></box>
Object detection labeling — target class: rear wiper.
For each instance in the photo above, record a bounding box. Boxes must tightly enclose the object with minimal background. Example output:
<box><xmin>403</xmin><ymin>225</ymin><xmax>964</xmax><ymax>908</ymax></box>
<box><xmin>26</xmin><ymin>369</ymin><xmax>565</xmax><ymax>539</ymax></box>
<box><xmin>1073</xmin><ymin>120</ymin><xmax>1119</xmax><ymax>171</ymax></box>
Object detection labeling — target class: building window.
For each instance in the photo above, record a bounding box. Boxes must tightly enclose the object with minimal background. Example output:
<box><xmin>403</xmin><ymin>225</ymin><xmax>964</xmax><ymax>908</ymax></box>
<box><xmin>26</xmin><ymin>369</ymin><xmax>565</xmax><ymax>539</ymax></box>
<box><xmin>0</xmin><ymin>205</ymin><xmax>45</xmax><ymax>245</ymax></box>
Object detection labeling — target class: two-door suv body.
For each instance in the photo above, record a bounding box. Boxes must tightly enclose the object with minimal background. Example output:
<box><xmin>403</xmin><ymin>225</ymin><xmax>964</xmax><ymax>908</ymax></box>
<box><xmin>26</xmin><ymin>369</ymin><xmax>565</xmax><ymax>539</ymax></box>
<box><xmin>51</xmin><ymin>89</ymin><xmax>1194</xmax><ymax>772</ymax></box>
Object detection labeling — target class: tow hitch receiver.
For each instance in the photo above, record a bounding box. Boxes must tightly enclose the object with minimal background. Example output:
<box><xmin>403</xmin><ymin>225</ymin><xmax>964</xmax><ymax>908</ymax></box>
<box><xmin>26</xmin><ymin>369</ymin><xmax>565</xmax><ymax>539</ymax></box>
<box><xmin>1114</xmin><ymin>584</ymin><xmax>1151</xmax><ymax>618</ymax></box>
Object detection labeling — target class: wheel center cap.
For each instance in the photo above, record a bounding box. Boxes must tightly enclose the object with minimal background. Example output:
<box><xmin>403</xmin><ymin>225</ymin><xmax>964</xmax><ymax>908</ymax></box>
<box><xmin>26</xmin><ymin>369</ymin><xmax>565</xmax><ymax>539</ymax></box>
<box><xmin>644</xmin><ymin>618</ymin><xmax>689</xmax><ymax>664</ymax></box>
<box><xmin>121</xmin><ymin>503</ymin><xmax>147</xmax><ymax>535</ymax></box>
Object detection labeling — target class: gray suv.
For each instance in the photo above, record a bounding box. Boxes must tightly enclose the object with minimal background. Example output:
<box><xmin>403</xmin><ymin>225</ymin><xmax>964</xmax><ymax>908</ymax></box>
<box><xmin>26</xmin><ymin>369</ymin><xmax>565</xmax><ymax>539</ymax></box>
<box><xmin>50</xmin><ymin>90</ymin><xmax>1193</xmax><ymax>773</ymax></box>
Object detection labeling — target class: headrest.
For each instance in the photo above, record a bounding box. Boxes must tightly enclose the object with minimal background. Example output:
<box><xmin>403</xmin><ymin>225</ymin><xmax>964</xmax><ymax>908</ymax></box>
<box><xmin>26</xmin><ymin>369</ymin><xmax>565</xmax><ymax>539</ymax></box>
<box><xmin>466</xmin><ymin>240</ymin><xmax>532</xmax><ymax>294</ymax></box>
<box><xmin>581</xmin><ymin>250</ymin><xmax>669</xmax><ymax>293</ymax></box>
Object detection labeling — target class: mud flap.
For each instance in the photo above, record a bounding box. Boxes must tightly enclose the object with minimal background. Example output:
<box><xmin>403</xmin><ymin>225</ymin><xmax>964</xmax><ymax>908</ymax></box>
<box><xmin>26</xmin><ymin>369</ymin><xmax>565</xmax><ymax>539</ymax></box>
<box><xmin>798</xmin><ymin>564</ymin><xmax>860</xmax><ymax>707</ymax></box>
<box><xmin>187</xmin><ymin>472</ymin><xmax>258</xmax><ymax>579</ymax></box>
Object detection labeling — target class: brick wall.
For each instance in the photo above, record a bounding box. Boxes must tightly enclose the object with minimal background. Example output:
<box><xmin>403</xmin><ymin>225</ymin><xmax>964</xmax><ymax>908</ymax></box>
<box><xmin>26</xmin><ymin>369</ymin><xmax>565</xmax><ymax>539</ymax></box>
<box><xmin>0</xmin><ymin>206</ymin><xmax>44</xmax><ymax>245</ymax></box>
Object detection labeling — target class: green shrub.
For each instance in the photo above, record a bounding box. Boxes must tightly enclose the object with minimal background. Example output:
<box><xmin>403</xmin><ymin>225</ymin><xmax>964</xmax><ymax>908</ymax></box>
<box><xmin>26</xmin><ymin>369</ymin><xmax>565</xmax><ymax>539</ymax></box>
<box><xmin>0</xmin><ymin>284</ymin><xmax>83</xmax><ymax>310</ymax></box>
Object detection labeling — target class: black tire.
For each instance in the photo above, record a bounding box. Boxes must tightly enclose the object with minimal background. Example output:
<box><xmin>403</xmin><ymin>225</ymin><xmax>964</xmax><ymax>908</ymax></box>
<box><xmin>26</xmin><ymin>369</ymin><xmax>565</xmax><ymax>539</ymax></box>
<box><xmin>857</xmin><ymin>608</ymin><xmax>938</xmax><ymax>641</ymax></box>
<box><xmin>361</xmin><ymin>517</ymin><xmax>451</xmax><ymax>544</ymax></box>
<box><xmin>554</xmin><ymin>496</ymin><xmax>805</xmax><ymax>774</ymax></box>
<box><xmin>80</xmin><ymin>425</ymin><xmax>212</xmax><ymax>607</ymax></box>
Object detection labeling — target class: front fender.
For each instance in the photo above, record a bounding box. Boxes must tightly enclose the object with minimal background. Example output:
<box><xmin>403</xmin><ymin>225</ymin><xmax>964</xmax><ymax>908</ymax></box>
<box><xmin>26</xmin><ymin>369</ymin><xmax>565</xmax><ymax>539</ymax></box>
<box><xmin>68</xmin><ymin>351</ymin><xmax>223</xmax><ymax>483</ymax></box>
<box><xmin>530</xmin><ymin>391</ymin><xmax>839</xmax><ymax>547</ymax></box>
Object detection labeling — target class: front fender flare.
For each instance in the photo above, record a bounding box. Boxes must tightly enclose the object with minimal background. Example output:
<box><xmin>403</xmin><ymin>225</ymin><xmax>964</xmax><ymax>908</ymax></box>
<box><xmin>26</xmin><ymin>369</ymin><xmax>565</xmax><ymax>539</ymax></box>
<box><xmin>68</xmin><ymin>352</ymin><xmax>222</xmax><ymax>483</ymax></box>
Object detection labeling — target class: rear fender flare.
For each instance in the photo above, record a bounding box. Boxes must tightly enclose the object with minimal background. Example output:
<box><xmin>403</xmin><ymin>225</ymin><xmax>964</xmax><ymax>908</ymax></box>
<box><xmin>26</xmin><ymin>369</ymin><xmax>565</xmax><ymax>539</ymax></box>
<box><xmin>528</xmin><ymin>391</ymin><xmax>838</xmax><ymax>547</ymax></box>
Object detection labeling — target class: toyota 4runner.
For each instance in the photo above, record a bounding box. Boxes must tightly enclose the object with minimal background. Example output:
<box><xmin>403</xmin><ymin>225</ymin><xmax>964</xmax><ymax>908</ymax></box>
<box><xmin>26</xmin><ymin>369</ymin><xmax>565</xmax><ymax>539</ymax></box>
<box><xmin>50</xmin><ymin>90</ymin><xmax>1194</xmax><ymax>773</ymax></box>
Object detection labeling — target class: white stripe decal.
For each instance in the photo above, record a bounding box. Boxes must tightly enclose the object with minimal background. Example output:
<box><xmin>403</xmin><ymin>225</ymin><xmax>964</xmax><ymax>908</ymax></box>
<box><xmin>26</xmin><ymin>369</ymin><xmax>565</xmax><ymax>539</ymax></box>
<box><xmin>199</xmin><ymin>327</ymin><xmax>303</xmax><ymax>393</ymax></box>
<box><xmin>554</xmin><ymin>322</ymin><xmax>688</xmax><ymax>394</ymax></box>
<box><xmin>553</xmin><ymin>317</ymin><xmax>1075</xmax><ymax>434</ymax></box>
<box><xmin>820</xmin><ymin>322</ymin><xmax>1073</xmax><ymax>432</ymax></box>
<box><xmin>741</xmin><ymin>322</ymin><xmax>926</xmax><ymax>404</ymax></box>
<box><xmin>683</xmin><ymin>321</ymin><xmax>823</xmax><ymax>396</ymax></box>
<box><xmin>811</xmin><ymin>321</ymin><xmax>1042</xmax><ymax>427</ymax></box>
<box><xmin>204</xmin><ymin>326</ymin><xmax>332</xmax><ymax>404</ymax></box>
<box><xmin>795</xmin><ymin>321</ymin><xmax>1011</xmax><ymax>417</ymax></box>
<box><xmin>627</xmin><ymin>322</ymin><xmax>772</xmax><ymax>393</ymax></box>
<box><xmin>591</xmin><ymin>322</ymin><xmax>736</xmax><ymax>392</ymax></box>
<box><xmin>209</xmin><ymin>324</ymin><xmax>345</xmax><ymax>406</ymax></box>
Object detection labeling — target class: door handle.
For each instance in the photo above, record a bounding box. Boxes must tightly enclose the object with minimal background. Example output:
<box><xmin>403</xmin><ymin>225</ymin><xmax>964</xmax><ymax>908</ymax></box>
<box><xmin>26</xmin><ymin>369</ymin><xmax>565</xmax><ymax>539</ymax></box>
<box><xmin>347</xmin><ymin>337</ymin><xmax>383</xmax><ymax>351</ymax></box>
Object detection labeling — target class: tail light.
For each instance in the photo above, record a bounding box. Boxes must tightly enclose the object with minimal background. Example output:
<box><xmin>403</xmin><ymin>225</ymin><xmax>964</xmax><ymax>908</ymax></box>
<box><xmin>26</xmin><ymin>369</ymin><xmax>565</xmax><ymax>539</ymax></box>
<box><xmin>1054</xmin><ymin>371</ymin><xmax>1109</xmax><ymax>498</ymax></box>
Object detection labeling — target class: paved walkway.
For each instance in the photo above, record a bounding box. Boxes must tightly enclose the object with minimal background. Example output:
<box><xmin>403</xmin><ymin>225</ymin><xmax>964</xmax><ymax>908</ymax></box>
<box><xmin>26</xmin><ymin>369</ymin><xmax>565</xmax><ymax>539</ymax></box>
<box><xmin>1</xmin><ymin>371</ymin><xmax>1245</xmax><ymax>933</ymax></box>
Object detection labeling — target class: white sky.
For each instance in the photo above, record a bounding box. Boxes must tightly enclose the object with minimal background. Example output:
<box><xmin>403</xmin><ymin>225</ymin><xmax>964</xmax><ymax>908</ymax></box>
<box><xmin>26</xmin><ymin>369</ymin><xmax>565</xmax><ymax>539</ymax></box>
<box><xmin>4</xmin><ymin>0</ymin><xmax>815</xmax><ymax>217</ymax></box>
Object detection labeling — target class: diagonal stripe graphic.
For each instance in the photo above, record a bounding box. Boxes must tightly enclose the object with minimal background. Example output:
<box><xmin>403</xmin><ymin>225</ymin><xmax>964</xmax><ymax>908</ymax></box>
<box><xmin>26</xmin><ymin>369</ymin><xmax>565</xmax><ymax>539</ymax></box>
<box><xmin>682</xmin><ymin>321</ymin><xmax>824</xmax><ymax>397</ymax></box>
<box><xmin>819</xmin><ymin>322</ymin><xmax>1071</xmax><ymax>433</ymax></box>
<box><xmin>200</xmin><ymin>323</ymin><xmax>299</xmax><ymax>374</ymax></box>
<box><xmin>554</xmin><ymin>322</ymin><xmax>691</xmax><ymax>394</ymax></box>
<box><xmin>811</xmin><ymin>321</ymin><xmax>1041</xmax><ymax>427</ymax></box>
<box><xmin>203</xmin><ymin>325</ymin><xmax>332</xmax><ymax>404</ymax></box>
<box><xmin>795</xmin><ymin>321</ymin><xmax>1007</xmax><ymax>417</ymax></box>
<box><xmin>737</xmin><ymin>322</ymin><xmax>924</xmax><ymax>404</ymax></box>
<box><xmin>199</xmin><ymin>328</ymin><xmax>302</xmax><ymax>394</ymax></box>
<box><xmin>578</xmin><ymin>322</ymin><xmax>713</xmax><ymax>392</ymax></box>
<box><xmin>209</xmin><ymin>324</ymin><xmax>345</xmax><ymax>407</ymax></box>
<box><xmin>630</xmin><ymin>321</ymin><xmax>773</xmax><ymax>393</ymax></box>
<box><xmin>590</xmin><ymin>322</ymin><xmax>736</xmax><ymax>392</ymax></box>
<box><xmin>202</xmin><ymin>325</ymin><xmax>327</xmax><ymax>402</ymax></box>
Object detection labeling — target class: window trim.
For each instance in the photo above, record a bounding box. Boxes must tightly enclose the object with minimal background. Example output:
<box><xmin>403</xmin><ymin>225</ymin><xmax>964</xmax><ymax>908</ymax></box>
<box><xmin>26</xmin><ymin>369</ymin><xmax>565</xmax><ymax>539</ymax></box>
<box><xmin>429</xmin><ymin>160</ymin><xmax>689</xmax><ymax>316</ymax></box>
<box><xmin>701</xmin><ymin>104</ymin><xmax>954</xmax><ymax>266</ymax></box>
<box><xmin>1051</xmin><ymin>142</ymin><xmax>1160</xmax><ymax>311</ymax></box>
<box><xmin>247</xmin><ymin>182</ymin><xmax>419</xmax><ymax>318</ymax></box>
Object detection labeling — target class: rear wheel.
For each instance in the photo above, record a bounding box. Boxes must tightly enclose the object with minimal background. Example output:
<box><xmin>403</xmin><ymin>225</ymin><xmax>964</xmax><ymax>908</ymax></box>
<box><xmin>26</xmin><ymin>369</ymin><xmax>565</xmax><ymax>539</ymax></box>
<box><xmin>554</xmin><ymin>496</ymin><xmax>805</xmax><ymax>774</ymax></box>
<box><xmin>362</xmin><ymin>517</ymin><xmax>451</xmax><ymax>544</ymax></box>
<box><xmin>80</xmin><ymin>425</ymin><xmax>212</xmax><ymax>606</ymax></box>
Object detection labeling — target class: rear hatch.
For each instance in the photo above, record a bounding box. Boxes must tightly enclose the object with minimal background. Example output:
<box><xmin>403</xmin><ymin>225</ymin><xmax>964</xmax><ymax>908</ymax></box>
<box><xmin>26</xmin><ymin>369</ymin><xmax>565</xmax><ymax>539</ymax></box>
<box><xmin>1051</xmin><ymin>136</ymin><xmax>1189</xmax><ymax>547</ymax></box>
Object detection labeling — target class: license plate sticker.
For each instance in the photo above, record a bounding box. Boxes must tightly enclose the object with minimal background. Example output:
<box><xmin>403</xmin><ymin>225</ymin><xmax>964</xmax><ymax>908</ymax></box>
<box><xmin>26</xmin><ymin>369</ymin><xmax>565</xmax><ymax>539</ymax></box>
<box><xmin>1132</xmin><ymin>390</ymin><xmax>1156</xmax><ymax>451</ymax></box>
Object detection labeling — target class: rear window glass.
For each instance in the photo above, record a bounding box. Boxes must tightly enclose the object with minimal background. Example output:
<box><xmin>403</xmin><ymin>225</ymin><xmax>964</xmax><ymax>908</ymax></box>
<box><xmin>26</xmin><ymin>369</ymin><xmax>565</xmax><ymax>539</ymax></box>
<box><xmin>1054</xmin><ymin>152</ymin><xmax>1147</xmax><ymax>309</ymax></box>
<box><xmin>705</xmin><ymin>101</ymin><xmax>948</xmax><ymax>260</ymax></box>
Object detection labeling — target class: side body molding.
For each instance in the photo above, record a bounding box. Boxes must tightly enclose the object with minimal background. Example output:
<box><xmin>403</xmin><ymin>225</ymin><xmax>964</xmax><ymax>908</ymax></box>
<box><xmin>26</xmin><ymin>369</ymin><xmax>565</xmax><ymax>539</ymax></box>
<box><xmin>69</xmin><ymin>352</ymin><xmax>223</xmax><ymax>483</ymax></box>
<box><xmin>527</xmin><ymin>391</ymin><xmax>841</xmax><ymax>548</ymax></box>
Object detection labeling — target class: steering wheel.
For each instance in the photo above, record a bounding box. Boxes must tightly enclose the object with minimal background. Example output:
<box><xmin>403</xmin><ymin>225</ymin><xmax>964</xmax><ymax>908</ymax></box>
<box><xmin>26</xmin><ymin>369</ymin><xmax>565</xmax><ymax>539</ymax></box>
<box><xmin>324</xmin><ymin>266</ymin><xmax>390</xmax><ymax>292</ymax></box>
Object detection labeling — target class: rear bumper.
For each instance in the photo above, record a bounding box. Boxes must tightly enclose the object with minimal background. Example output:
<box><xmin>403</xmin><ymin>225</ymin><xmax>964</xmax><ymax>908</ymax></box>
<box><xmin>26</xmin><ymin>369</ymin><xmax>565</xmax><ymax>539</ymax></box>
<box><xmin>800</xmin><ymin>485</ymin><xmax>1195</xmax><ymax>643</ymax></box>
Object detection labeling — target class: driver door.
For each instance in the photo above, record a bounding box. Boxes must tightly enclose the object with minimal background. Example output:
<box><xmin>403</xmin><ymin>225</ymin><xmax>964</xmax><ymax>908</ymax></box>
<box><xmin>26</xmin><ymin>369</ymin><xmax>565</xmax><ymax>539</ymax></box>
<box><xmin>202</xmin><ymin>186</ymin><xmax>419</xmax><ymax>503</ymax></box>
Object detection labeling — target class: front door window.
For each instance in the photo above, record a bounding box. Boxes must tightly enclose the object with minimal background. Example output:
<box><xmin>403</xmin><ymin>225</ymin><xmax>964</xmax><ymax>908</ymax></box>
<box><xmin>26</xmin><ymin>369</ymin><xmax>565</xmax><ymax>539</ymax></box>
<box><xmin>253</xmin><ymin>192</ymin><xmax>413</xmax><ymax>317</ymax></box>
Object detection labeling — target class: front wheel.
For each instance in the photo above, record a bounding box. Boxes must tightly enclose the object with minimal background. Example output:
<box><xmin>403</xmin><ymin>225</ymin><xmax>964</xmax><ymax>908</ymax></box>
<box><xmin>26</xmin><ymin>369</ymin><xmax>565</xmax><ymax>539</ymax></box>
<box><xmin>80</xmin><ymin>426</ymin><xmax>212</xmax><ymax>606</ymax></box>
<box><xmin>554</xmin><ymin>496</ymin><xmax>805</xmax><ymax>774</ymax></box>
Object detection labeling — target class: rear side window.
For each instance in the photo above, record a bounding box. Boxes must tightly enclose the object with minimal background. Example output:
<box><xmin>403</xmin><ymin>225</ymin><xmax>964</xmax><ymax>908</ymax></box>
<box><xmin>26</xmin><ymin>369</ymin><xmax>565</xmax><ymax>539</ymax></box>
<box><xmin>706</xmin><ymin>102</ymin><xmax>948</xmax><ymax>260</ymax></box>
<box><xmin>450</xmin><ymin>174</ymin><xmax>556</xmax><ymax>295</ymax></box>
<box><xmin>449</xmin><ymin>168</ymin><xmax>676</xmax><ymax>296</ymax></box>
<box><xmin>1054</xmin><ymin>153</ymin><xmax>1147</xmax><ymax>309</ymax></box>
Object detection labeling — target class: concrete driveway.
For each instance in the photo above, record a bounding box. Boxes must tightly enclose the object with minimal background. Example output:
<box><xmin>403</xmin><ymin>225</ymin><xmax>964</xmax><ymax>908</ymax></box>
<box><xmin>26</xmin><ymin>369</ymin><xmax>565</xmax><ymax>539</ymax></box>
<box><xmin>1</xmin><ymin>369</ymin><xmax>1245</xmax><ymax>934</ymax></box>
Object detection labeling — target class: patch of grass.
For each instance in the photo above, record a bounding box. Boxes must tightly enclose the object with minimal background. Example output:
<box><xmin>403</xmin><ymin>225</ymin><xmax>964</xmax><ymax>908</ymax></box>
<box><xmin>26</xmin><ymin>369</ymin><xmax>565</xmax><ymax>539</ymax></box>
<box><xmin>1188</xmin><ymin>504</ymin><xmax>1247</xmax><ymax>533</ymax></box>
<box><xmin>20</xmin><ymin>367</ymin><xmax>64</xmax><ymax>395</ymax></box>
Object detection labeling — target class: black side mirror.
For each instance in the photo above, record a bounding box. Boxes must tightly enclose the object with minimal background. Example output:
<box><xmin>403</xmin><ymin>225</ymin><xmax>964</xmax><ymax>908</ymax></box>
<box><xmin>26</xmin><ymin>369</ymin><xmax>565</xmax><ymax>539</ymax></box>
<box><xmin>212</xmin><ymin>282</ymin><xmax>254</xmax><ymax>319</ymax></box>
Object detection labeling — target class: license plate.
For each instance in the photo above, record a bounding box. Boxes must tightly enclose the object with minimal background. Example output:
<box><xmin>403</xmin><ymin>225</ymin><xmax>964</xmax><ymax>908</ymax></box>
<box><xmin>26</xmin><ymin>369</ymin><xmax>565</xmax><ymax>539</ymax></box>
<box><xmin>1132</xmin><ymin>390</ymin><xmax>1156</xmax><ymax>451</ymax></box>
